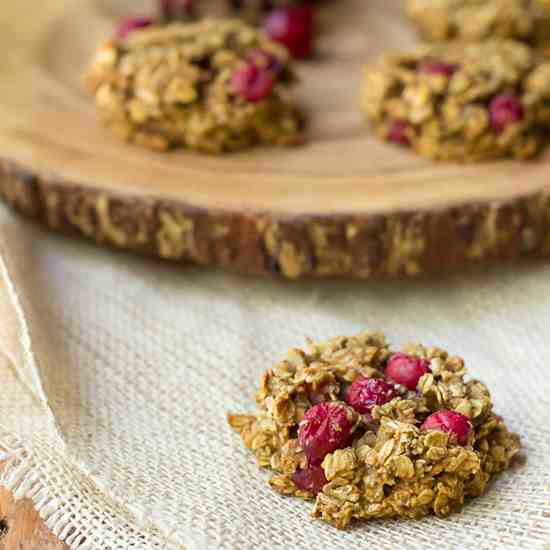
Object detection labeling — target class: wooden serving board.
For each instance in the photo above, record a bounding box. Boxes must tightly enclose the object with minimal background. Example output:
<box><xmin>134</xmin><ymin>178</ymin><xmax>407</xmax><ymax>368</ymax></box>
<box><xmin>0</xmin><ymin>474</ymin><xmax>67</xmax><ymax>550</ymax></box>
<box><xmin>2</xmin><ymin>0</ymin><xmax>550</xmax><ymax>279</ymax></box>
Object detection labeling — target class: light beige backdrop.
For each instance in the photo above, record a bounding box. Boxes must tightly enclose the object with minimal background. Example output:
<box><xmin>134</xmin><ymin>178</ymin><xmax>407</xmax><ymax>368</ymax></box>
<box><xmin>0</xmin><ymin>206</ymin><xmax>548</xmax><ymax>549</ymax></box>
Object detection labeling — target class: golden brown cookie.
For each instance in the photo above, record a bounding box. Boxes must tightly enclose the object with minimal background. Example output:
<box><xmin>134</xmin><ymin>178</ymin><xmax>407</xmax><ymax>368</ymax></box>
<box><xmin>86</xmin><ymin>19</ymin><xmax>304</xmax><ymax>154</ymax></box>
<box><xmin>228</xmin><ymin>331</ymin><xmax>520</xmax><ymax>529</ymax></box>
<box><xmin>361</xmin><ymin>40</ymin><xmax>550</xmax><ymax>162</ymax></box>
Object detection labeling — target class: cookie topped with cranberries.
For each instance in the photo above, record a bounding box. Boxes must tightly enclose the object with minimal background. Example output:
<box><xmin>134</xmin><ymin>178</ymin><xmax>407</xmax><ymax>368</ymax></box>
<box><xmin>361</xmin><ymin>39</ymin><xmax>550</xmax><ymax>161</ymax></box>
<box><xmin>86</xmin><ymin>18</ymin><xmax>304</xmax><ymax>153</ymax></box>
<box><xmin>228</xmin><ymin>331</ymin><xmax>520</xmax><ymax>529</ymax></box>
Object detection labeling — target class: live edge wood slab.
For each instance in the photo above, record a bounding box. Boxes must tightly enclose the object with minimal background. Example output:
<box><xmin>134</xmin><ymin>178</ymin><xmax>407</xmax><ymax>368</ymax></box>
<box><xmin>3</xmin><ymin>0</ymin><xmax>550</xmax><ymax>280</ymax></box>
<box><xmin>0</xmin><ymin>481</ymin><xmax>67</xmax><ymax>550</ymax></box>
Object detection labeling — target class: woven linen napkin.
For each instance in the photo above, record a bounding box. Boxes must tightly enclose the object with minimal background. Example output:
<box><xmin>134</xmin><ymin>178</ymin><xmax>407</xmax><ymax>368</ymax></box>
<box><xmin>0</xmin><ymin>206</ymin><xmax>548</xmax><ymax>550</ymax></box>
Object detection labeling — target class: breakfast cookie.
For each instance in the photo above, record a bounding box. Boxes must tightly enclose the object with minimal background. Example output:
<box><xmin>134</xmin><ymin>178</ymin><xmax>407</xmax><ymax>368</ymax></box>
<box><xmin>406</xmin><ymin>0</ymin><xmax>540</xmax><ymax>42</ymax></box>
<box><xmin>361</xmin><ymin>40</ymin><xmax>550</xmax><ymax>161</ymax></box>
<box><xmin>86</xmin><ymin>19</ymin><xmax>304</xmax><ymax>153</ymax></box>
<box><xmin>228</xmin><ymin>331</ymin><xmax>520</xmax><ymax>529</ymax></box>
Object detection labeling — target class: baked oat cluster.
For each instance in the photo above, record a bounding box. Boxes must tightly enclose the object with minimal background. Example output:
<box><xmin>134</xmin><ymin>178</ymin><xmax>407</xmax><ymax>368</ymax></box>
<box><xmin>86</xmin><ymin>19</ymin><xmax>304</xmax><ymax>153</ymax></box>
<box><xmin>361</xmin><ymin>40</ymin><xmax>550</xmax><ymax>161</ymax></box>
<box><xmin>407</xmin><ymin>0</ymin><xmax>542</xmax><ymax>42</ymax></box>
<box><xmin>228</xmin><ymin>331</ymin><xmax>520</xmax><ymax>529</ymax></box>
<box><xmin>407</xmin><ymin>0</ymin><xmax>550</xmax><ymax>49</ymax></box>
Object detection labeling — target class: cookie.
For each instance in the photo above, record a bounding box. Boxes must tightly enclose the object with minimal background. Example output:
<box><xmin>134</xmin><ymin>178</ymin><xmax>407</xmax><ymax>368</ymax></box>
<box><xmin>407</xmin><ymin>0</ymin><xmax>538</xmax><ymax>42</ymax></box>
<box><xmin>228</xmin><ymin>331</ymin><xmax>520</xmax><ymax>529</ymax></box>
<box><xmin>361</xmin><ymin>40</ymin><xmax>550</xmax><ymax>162</ymax></box>
<box><xmin>85</xmin><ymin>19</ymin><xmax>304</xmax><ymax>154</ymax></box>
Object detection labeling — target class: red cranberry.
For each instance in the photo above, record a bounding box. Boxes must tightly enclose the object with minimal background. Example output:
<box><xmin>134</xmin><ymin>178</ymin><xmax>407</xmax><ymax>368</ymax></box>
<box><xmin>263</xmin><ymin>6</ymin><xmax>315</xmax><ymax>59</ymax></box>
<box><xmin>298</xmin><ymin>402</ymin><xmax>354</xmax><ymax>465</ymax></box>
<box><xmin>160</xmin><ymin>0</ymin><xmax>194</xmax><ymax>20</ymax></box>
<box><xmin>115</xmin><ymin>16</ymin><xmax>156</xmax><ymax>41</ymax></box>
<box><xmin>421</xmin><ymin>410</ymin><xmax>472</xmax><ymax>445</ymax></box>
<box><xmin>489</xmin><ymin>94</ymin><xmax>524</xmax><ymax>133</ymax></box>
<box><xmin>418</xmin><ymin>61</ymin><xmax>458</xmax><ymax>78</ymax></box>
<box><xmin>231</xmin><ymin>62</ymin><xmax>275</xmax><ymax>102</ymax></box>
<box><xmin>384</xmin><ymin>353</ymin><xmax>430</xmax><ymax>391</ymax></box>
<box><xmin>292</xmin><ymin>465</ymin><xmax>327</xmax><ymax>494</ymax></box>
<box><xmin>346</xmin><ymin>377</ymin><xmax>395</xmax><ymax>420</ymax></box>
<box><xmin>388</xmin><ymin>120</ymin><xmax>414</xmax><ymax>146</ymax></box>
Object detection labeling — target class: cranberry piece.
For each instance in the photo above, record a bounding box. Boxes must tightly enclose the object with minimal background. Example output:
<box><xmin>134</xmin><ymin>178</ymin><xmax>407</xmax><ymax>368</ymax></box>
<box><xmin>421</xmin><ymin>410</ymin><xmax>472</xmax><ymax>445</ymax></box>
<box><xmin>160</xmin><ymin>0</ymin><xmax>194</xmax><ymax>20</ymax></box>
<box><xmin>115</xmin><ymin>16</ymin><xmax>156</xmax><ymax>41</ymax></box>
<box><xmin>231</xmin><ymin>62</ymin><xmax>275</xmax><ymax>102</ymax></box>
<box><xmin>384</xmin><ymin>353</ymin><xmax>430</xmax><ymax>391</ymax></box>
<box><xmin>346</xmin><ymin>377</ymin><xmax>395</xmax><ymax>420</ymax></box>
<box><xmin>292</xmin><ymin>465</ymin><xmax>327</xmax><ymax>494</ymax></box>
<box><xmin>298</xmin><ymin>402</ymin><xmax>354</xmax><ymax>465</ymax></box>
<box><xmin>263</xmin><ymin>6</ymin><xmax>315</xmax><ymax>59</ymax></box>
<box><xmin>418</xmin><ymin>61</ymin><xmax>458</xmax><ymax>78</ymax></box>
<box><xmin>489</xmin><ymin>94</ymin><xmax>524</xmax><ymax>133</ymax></box>
<box><xmin>388</xmin><ymin>120</ymin><xmax>414</xmax><ymax>146</ymax></box>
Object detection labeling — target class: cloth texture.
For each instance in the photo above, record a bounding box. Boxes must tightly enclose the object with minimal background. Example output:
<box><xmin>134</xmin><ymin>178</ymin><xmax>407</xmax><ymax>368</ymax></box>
<box><xmin>0</xmin><ymin>206</ymin><xmax>548</xmax><ymax>550</ymax></box>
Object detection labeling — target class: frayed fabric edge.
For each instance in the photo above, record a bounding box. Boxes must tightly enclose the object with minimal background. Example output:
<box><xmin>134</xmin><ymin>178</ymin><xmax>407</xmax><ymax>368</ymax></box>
<box><xmin>0</xmin><ymin>430</ymin><xmax>184</xmax><ymax>550</ymax></box>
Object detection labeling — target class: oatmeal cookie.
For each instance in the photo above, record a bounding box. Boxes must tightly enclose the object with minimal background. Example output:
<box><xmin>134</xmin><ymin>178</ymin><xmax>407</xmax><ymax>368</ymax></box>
<box><xmin>361</xmin><ymin>40</ymin><xmax>550</xmax><ymax>162</ymax></box>
<box><xmin>228</xmin><ymin>331</ymin><xmax>520</xmax><ymax>529</ymax></box>
<box><xmin>407</xmin><ymin>0</ymin><xmax>541</xmax><ymax>42</ymax></box>
<box><xmin>85</xmin><ymin>19</ymin><xmax>304</xmax><ymax>153</ymax></box>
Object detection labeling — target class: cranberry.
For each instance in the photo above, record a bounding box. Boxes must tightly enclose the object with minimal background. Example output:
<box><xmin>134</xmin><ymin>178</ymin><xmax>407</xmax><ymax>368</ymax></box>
<box><xmin>384</xmin><ymin>353</ymin><xmax>430</xmax><ymax>391</ymax></box>
<box><xmin>263</xmin><ymin>6</ymin><xmax>315</xmax><ymax>59</ymax></box>
<box><xmin>298</xmin><ymin>402</ymin><xmax>354</xmax><ymax>465</ymax></box>
<box><xmin>489</xmin><ymin>94</ymin><xmax>524</xmax><ymax>133</ymax></box>
<box><xmin>160</xmin><ymin>0</ymin><xmax>194</xmax><ymax>20</ymax></box>
<box><xmin>231</xmin><ymin>62</ymin><xmax>275</xmax><ymax>102</ymax></box>
<box><xmin>388</xmin><ymin>120</ymin><xmax>414</xmax><ymax>146</ymax></box>
<box><xmin>346</xmin><ymin>377</ymin><xmax>395</xmax><ymax>420</ymax></box>
<box><xmin>115</xmin><ymin>16</ymin><xmax>156</xmax><ymax>41</ymax></box>
<box><xmin>421</xmin><ymin>410</ymin><xmax>472</xmax><ymax>445</ymax></box>
<box><xmin>418</xmin><ymin>61</ymin><xmax>458</xmax><ymax>78</ymax></box>
<box><xmin>292</xmin><ymin>465</ymin><xmax>327</xmax><ymax>494</ymax></box>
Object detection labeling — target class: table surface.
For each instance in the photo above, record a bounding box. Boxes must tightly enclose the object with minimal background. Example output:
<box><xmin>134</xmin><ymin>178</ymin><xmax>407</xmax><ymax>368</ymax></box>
<box><xmin>5</xmin><ymin>0</ymin><xmax>550</xmax><ymax>280</ymax></box>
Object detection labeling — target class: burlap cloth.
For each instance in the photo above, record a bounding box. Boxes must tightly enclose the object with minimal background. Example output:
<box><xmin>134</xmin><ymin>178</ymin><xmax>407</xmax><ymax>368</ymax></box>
<box><xmin>0</xmin><ymin>206</ymin><xmax>548</xmax><ymax>549</ymax></box>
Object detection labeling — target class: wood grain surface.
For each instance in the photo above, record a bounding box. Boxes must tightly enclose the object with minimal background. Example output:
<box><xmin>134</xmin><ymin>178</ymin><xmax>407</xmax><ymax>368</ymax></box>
<box><xmin>3</xmin><ymin>0</ymin><xmax>550</xmax><ymax>278</ymax></box>
<box><xmin>0</xmin><ymin>466</ymin><xmax>67</xmax><ymax>550</ymax></box>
